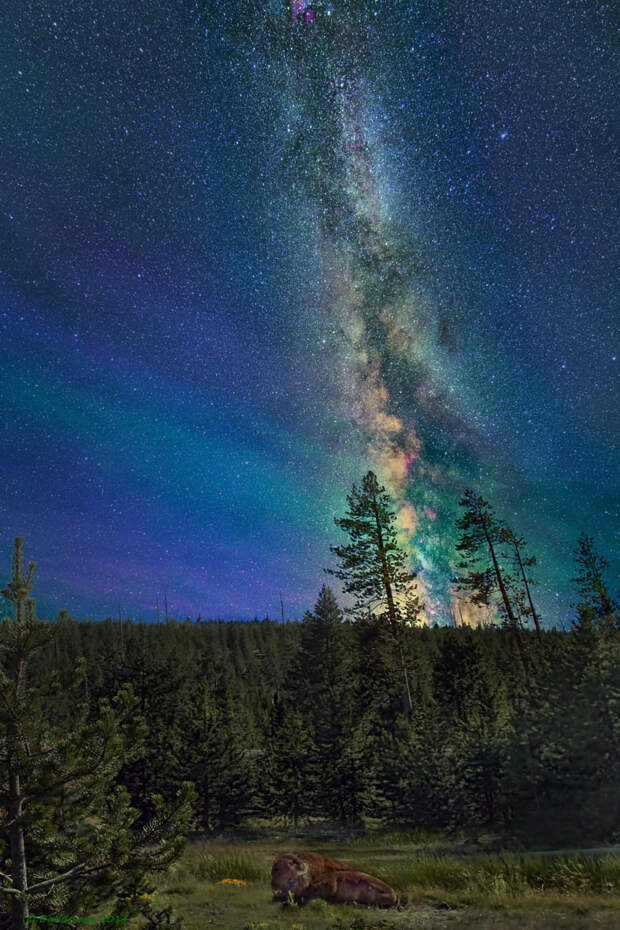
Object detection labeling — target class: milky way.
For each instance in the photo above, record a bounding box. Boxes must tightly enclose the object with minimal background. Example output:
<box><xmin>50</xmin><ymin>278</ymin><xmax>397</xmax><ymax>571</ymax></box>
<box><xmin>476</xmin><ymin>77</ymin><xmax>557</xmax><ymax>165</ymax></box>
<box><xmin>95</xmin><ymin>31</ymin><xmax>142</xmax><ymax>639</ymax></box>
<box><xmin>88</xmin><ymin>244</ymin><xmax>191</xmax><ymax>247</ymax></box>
<box><xmin>275</xmin><ymin>3</ymin><xmax>471</xmax><ymax>616</ymax></box>
<box><xmin>0</xmin><ymin>0</ymin><xmax>617</xmax><ymax>622</ymax></box>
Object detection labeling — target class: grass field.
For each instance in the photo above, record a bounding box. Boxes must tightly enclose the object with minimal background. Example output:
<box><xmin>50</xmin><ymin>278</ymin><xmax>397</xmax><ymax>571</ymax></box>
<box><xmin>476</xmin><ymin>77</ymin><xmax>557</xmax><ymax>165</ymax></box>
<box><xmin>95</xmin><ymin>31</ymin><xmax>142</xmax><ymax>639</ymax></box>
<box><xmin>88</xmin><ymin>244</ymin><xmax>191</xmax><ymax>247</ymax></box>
<box><xmin>101</xmin><ymin>828</ymin><xmax>620</xmax><ymax>930</ymax></box>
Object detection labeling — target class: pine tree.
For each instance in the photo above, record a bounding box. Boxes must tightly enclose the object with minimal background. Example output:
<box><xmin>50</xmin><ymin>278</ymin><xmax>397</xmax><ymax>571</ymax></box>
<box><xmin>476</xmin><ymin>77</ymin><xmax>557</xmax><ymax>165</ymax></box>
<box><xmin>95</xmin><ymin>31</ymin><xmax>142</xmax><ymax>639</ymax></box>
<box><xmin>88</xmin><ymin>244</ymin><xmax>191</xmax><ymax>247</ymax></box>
<box><xmin>432</xmin><ymin>628</ymin><xmax>509</xmax><ymax>827</ymax></box>
<box><xmin>115</xmin><ymin>626</ymin><xmax>188</xmax><ymax>825</ymax></box>
<box><xmin>557</xmin><ymin>534</ymin><xmax>620</xmax><ymax>839</ymax></box>
<box><xmin>285</xmin><ymin>587</ymin><xmax>366</xmax><ymax>822</ymax></box>
<box><xmin>453</xmin><ymin>491</ymin><xmax>530</xmax><ymax>679</ymax></box>
<box><xmin>375</xmin><ymin>705</ymin><xmax>452</xmax><ymax>829</ymax></box>
<box><xmin>499</xmin><ymin>527</ymin><xmax>542</xmax><ymax>641</ymax></box>
<box><xmin>263</xmin><ymin>692</ymin><xmax>317</xmax><ymax>827</ymax></box>
<box><xmin>327</xmin><ymin>471</ymin><xmax>420</xmax><ymax>714</ymax></box>
<box><xmin>173</xmin><ymin>679</ymin><xmax>252</xmax><ymax>832</ymax></box>
<box><xmin>571</xmin><ymin>533</ymin><xmax>618</xmax><ymax>633</ymax></box>
<box><xmin>453</xmin><ymin>492</ymin><xmax>517</xmax><ymax>624</ymax></box>
<box><xmin>571</xmin><ymin>629</ymin><xmax>620</xmax><ymax>838</ymax></box>
<box><xmin>0</xmin><ymin>538</ymin><xmax>195</xmax><ymax>929</ymax></box>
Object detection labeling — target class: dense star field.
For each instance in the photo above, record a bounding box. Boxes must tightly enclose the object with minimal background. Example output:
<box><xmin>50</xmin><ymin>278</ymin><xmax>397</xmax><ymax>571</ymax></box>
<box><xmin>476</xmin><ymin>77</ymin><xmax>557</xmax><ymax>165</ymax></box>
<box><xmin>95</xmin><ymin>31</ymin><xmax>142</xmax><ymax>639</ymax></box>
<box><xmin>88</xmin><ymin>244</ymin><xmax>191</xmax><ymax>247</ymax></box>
<box><xmin>1</xmin><ymin>0</ymin><xmax>617</xmax><ymax>622</ymax></box>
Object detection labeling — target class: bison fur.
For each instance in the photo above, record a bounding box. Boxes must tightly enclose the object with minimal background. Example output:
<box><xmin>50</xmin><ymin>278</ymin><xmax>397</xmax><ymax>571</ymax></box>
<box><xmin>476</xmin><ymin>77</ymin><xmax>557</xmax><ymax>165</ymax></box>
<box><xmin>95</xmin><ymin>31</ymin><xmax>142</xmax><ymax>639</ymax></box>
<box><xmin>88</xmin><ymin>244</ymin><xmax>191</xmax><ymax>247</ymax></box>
<box><xmin>331</xmin><ymin>868</ymin><xmax>398</xmax><ymax>907</ymax></box>
<box><xmin>271</xmin><ymin>851</ymin><xmax>397</xmax><ymax>908</ymax></box>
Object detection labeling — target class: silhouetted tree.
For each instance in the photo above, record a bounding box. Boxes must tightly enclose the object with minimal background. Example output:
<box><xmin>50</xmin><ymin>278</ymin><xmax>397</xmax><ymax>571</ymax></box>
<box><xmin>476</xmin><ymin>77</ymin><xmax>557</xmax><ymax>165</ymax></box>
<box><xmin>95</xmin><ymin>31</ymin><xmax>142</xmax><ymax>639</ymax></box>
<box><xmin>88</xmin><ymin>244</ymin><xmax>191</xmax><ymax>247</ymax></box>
<box><xmin>327</xmin><ymin>471</ymin><xmax>420</xmax><ymax>714</ymax></box>
<box><xmin>453</xmin><ymin>492</ymin><xmax>518</xmax><ymax>626</ymax></box>
<box><xmin>499</xmin><ymin>526</ymin><xmax>542</xmax><ymax>641</ymax></box>
<box><xmin>571</xmin><ymin>532</ymin><xmax>618</xmax><ymax>633</ymax></box>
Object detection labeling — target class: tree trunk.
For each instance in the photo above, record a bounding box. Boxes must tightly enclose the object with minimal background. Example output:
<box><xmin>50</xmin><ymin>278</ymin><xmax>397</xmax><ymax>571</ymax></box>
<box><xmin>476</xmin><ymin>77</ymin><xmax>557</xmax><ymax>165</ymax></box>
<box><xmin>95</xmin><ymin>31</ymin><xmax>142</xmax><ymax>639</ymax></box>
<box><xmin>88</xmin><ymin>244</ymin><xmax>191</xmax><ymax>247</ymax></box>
<box><xmin>478</xmin><ymin>508</ymin><xmax>529</xmax><ymax>681</ymax></box>
<box><xmin>8</xmin><ymin>621</ymin><xmax>29</xmax><ymax>930</ymax></box>
<box><xmin>8</xmin><ymin>766</ymin><xmax>28</xmax><ymax>930</ymax></box>
<box><xmin>512</xmin><ymin>538</ymin><xmax>542</xmax><ymax>643</ymax></box>
<box><xmin>371</xmin><ymin>500</ymin><xmax>413</xmax><ymax>715</ymax></box>
<box><xmin>479</xmin><ymin>511</ymin><xmax>516</xmax><ymax>627</ymax></box>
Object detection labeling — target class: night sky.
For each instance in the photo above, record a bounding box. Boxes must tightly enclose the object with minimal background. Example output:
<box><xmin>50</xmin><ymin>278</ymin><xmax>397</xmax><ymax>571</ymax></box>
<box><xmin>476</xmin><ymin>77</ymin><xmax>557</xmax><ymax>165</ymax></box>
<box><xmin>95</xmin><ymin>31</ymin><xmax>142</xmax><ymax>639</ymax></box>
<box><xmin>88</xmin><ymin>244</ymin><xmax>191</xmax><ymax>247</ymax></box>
<box><xmin>1</xmin><ymin>0</ymin><xmax>617</xmax><ymax>624</ymax></box>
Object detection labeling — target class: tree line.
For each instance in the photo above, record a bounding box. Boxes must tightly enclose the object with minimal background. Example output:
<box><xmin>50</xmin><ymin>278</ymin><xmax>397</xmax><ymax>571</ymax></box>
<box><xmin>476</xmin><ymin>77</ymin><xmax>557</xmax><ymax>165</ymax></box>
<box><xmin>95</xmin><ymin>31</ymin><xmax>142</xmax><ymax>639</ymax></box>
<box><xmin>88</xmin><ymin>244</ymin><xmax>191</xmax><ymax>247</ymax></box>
<box><xmin>0</xmin><ymin>473</ymin><xmax>618</xmax><ymax>928</ymax></box>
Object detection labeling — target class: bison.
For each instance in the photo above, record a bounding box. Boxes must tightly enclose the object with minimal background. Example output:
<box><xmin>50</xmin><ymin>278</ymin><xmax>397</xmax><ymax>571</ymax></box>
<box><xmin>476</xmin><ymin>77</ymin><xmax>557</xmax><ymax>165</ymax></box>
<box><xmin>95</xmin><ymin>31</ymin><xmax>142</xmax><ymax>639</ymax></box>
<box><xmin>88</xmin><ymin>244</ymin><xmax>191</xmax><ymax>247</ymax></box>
<box><xmin>271</xmin><ymin>851</ymin><xmax>397</xmax><ymax>908</ymax></box>
<box><xmin>331</xmin><ymin>868</ymin><xmax>398</xmax><ymax>908</ymax></box>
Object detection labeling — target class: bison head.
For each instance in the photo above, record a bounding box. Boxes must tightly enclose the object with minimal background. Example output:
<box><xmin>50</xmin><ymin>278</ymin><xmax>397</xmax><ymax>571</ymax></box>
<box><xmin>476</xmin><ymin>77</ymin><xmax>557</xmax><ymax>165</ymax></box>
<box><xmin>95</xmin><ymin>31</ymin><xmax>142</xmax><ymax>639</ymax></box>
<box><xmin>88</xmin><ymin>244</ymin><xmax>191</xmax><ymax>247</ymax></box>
<box><xmin>271</xmin><ymin>853</ymin><xmax>311</xmax><ymax>901</ymax></box>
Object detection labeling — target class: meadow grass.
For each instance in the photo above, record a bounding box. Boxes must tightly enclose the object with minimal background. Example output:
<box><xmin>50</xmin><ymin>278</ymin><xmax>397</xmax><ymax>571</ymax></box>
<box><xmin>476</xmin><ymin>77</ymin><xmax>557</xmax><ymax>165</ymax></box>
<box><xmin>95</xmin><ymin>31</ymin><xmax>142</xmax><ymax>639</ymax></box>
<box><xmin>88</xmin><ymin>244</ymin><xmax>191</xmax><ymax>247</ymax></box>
<box><xmin>364</xmin><ymin>851</ymin><xmax>620</xmax><ymax>895</ymax></box>
<box><xmin>345</xmin><ymin>829</ymin><xmax>448</xmax><ymax>850</ymax></box>
<box><xmin>179</xmin><ymin>843</ymin><xmax>270</xmax><ymax>883</ymax></box>
<box><xmin>123</xmin><ymin>834</ymin><xmax>620</xmax><ymax>930</ymax></box>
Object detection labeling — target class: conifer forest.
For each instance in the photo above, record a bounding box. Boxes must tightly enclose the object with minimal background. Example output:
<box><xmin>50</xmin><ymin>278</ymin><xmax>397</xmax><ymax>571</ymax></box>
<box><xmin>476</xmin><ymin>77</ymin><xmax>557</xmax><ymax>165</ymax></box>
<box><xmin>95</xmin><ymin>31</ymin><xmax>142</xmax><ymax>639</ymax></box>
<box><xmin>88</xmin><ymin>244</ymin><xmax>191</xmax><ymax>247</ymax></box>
<box><xmin>1</xmin><ymin>473</ymin><xmax>618</xmax><ymax>928</ymax></box>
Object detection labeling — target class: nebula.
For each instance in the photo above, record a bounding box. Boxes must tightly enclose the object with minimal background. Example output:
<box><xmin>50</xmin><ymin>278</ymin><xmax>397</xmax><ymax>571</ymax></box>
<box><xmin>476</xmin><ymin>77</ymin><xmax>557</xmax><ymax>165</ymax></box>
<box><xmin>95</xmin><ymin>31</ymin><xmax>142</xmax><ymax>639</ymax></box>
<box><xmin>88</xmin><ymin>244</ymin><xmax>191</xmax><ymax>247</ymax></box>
<box><xmin>275</xmin><ymin>2</ymin><xmax>486</xmax><ymax>619</ymax></box>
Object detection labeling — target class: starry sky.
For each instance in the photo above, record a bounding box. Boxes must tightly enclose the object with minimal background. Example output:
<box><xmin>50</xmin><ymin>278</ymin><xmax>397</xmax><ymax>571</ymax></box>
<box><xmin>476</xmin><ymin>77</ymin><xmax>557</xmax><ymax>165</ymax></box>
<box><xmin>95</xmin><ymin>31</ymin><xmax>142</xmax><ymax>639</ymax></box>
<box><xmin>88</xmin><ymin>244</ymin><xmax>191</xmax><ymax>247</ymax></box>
<box><xmin>1</xmin><ymin>0</ymin><xmax>617</xmax><ymax>623</ymax></box>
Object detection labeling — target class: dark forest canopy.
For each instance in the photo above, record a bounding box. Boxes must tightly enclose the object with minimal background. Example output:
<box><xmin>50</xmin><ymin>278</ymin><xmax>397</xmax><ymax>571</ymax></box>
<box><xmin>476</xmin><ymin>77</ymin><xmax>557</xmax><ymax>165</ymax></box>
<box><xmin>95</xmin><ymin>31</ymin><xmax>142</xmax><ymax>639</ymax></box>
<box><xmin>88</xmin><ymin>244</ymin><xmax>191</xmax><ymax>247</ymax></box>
<box><xmin>10</xmin><ymin>595</ymin><xmax>620</xmax><ymax>845</ymax></box>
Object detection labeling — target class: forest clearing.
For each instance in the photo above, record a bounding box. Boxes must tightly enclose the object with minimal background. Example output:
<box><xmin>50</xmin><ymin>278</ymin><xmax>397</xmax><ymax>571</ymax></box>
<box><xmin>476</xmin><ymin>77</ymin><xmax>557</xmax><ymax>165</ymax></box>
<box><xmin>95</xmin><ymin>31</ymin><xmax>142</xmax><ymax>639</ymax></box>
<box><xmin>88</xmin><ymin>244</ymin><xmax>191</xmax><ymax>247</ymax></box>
<box><xmin>104</xmin><ymin>828</ymin><xmax>620</xmax><ymax>930</ymax></box>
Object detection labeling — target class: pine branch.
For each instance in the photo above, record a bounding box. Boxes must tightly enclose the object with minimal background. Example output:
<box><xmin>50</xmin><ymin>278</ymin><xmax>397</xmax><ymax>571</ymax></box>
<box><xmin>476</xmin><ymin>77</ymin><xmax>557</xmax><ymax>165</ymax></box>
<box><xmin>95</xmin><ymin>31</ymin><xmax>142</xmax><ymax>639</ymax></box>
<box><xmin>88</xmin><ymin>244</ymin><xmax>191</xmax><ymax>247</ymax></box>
<box><xmin>0</xmin><ymin>871</ymin><xmax>18</xmax><ymax>892</ymax></box>
<box><xmin>26</xmin><ymin>861</ymin><xmax>90</xmax><ymax>893</ymax></box>
<box><xmin>22</xmin><ymin>727</ymin><xmax>122</xmax><ymax>805</ymax></box>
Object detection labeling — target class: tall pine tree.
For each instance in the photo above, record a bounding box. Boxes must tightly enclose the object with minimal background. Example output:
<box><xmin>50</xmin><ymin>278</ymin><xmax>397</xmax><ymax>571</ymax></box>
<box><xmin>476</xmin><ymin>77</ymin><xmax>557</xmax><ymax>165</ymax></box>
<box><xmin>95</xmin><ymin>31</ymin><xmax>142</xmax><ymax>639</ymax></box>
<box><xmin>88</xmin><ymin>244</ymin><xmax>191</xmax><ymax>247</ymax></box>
<box><xmin>499</xmin><ymin>526</ymin><xmax>542</xmax><ymax>641</ymax></box>
<box><xmin>571</xmin><ymin>532</ymin><xmax>618</xmax><ymax>633</ymax></box>
<box><xmin>453</xmin><ymin>491</ymin><xmax>531</xmax><ymax>680</ymax></box>
<box><xmin>453</xmin><ymin>491</ymin><xmax>517</xmax><ymax>626</ymax></box>
<box><xmin>327</xmin><ymin>471</ymin><xmax>420</xmax><ymax>714</ymax></box>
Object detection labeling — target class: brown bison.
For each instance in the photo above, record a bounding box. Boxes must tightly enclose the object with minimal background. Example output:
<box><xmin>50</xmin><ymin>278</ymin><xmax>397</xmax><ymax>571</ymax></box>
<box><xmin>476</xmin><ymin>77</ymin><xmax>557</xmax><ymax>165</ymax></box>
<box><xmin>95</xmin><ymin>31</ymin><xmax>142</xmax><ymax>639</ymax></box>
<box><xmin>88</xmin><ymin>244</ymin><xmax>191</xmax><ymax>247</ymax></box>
<box><xmin>331</xmin><ymin>868</ymin><xmax>398</xmax><ymax>907</ymax></box>
<box><xmin>271</xmin><ymin>851</ymin><xmax>397</xmax><ymax>908</ymax></box>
